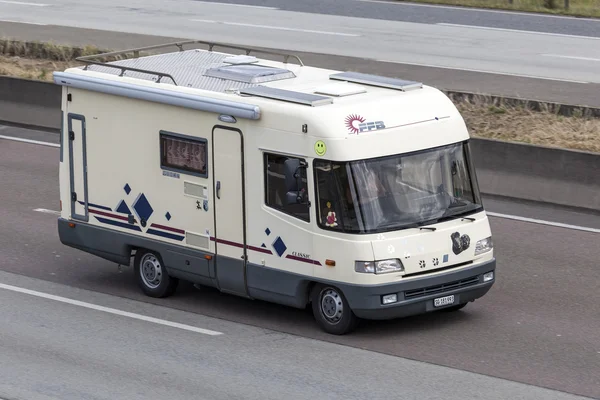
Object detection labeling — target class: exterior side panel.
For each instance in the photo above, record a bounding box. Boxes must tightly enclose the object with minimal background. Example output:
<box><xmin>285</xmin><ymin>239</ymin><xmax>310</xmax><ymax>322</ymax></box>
<box><xmin>58</xmin><ymin>218</ymin><xmax>217</xmax><ymax>285</ymax></box>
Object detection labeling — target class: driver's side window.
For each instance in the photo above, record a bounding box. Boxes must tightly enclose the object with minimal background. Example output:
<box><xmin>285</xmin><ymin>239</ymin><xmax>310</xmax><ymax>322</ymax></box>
<box><xmin>264</xmin><ymin>153</ymin><xmax>310</xmax><ymax>222</ymax></box>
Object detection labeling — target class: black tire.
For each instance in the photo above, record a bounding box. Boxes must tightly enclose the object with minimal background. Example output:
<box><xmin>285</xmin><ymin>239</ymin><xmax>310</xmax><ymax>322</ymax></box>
<box><xmin>133</xmin><ymin>249</ymin><xmax>178</xmax><ymax>298</ymax></box>
<box><xmin>440</xmin><ymin>302</ymin><xmax>468</xmax><ymax>312</ymax></box>
<box><xmin>311</xmin><ymin>284</ymin><xmax>359</xmax><ymax>335</ymax></box>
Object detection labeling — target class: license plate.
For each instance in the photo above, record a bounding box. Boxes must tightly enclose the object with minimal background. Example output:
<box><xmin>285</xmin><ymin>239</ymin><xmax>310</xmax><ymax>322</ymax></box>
<box><xmin>434</xmin><ymin>295</ymin><xmax>455</xmax><ymax>307</ymax></box>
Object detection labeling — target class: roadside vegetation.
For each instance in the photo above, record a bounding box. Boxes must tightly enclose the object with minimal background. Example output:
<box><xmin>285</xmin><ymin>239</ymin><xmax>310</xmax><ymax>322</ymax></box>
<box><xmin>395</xmin><ymin>0</ymin><xmax>600</xmax><ymax>18</ymax></box>
<box><xmin>1</xmin><ymin>38</ymin><xmax>599</xmax><ymax>153</ymax></box>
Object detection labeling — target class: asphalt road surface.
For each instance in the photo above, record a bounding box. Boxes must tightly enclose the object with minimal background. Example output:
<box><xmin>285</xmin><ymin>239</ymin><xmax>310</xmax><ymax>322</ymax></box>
<box><xmin>1</xmin><ymin>128</ymin><xmax>599</xmax><ymax>399</ymax></box>
<box><xmin>0</xmin><ymin>0</ymin><xmax>599</xmax><ymax>85</ymax></box>
<box><xmin>2</xmin><ymin>21</ymin><xmax>600</xmax><ymax>111</ymax></box>
<box><xmin>0</xmin><ymin>271</ymin><xmax>593</xmax><ymax>400</ymax></box>
<box><xmin>189</xmin><ymin>0</ymin><xmax>600</xmax><ymax>38</ymax></box>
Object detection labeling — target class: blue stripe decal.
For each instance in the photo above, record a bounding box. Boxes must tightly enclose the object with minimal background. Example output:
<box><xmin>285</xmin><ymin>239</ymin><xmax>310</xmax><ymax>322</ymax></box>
<box><xmin>95</xmin><ymin>216</ymin><xmax>142</xmax><ymax>231</ymax></box>
<box><xmin>147</xmin><ymin>228</ymin><xmax>185</xmax><ymax>241</ymax></box>
<box><xmin>80</xmin><ymin>201</ymin><xmax>112</xmax><ymax>211</ymax></box>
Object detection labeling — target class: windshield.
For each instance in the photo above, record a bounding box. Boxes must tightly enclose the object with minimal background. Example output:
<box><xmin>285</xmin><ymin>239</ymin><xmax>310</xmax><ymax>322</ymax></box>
<box><xmin>314</xmin><ymin>142</ymin><xmax>483</xmax><ymax>234</ymax></box>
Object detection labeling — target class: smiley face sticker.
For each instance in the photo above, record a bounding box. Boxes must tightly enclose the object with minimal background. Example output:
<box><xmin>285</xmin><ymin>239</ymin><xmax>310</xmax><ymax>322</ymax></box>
<box><xmin>314</xmin><ymin>140</ymin><xmax>327</xmax><ymax>156</ymax></box>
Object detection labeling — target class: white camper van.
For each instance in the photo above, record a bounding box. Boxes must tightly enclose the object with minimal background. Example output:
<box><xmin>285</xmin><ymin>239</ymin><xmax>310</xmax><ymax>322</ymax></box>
<box><xmin>54</xmin><ymin>41</ymin><xmax>495</xmax><ymax>335</ymax></box>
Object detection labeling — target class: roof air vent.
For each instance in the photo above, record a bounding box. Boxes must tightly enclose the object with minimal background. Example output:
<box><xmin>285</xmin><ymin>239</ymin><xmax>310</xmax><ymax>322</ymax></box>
<box><xmin>222</xmin><ymin>55</ymin><xmax>260</xmax><ymax>64</ymax></box>
<box><xmin>204</xmin><ymin>64</ymin><xmax>296</xmax><ymax>84</ymax></box>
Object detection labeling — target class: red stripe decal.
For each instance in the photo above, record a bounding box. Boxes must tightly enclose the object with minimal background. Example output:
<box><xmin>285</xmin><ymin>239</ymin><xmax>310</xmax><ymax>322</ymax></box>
<box><xmin>209</xmin><ymin>237</ymin><xmax>273</xmax><ymax>254</ymax></box>
<box><xmin>248</xmin><ymin>245</ymin><xmax>273</xmax><ymax>255</ymax></box>
<box><xmin>214</xmin><ymin>237</ymin><xmax>245</xmax><ymax>249</ymax></box>
<box><xmin>285</xmin><ymin>254</ymin><xmax>322</xmax><ymax>266</ymax></box>
<box><xmin>150</xmin><ymin>223</ymin><xmax>185</xmax><ymax>235</ymax></box>
<box><xmin>89</xmin><ymin>208</ymin><xmax>129</xmax><ymax>221</ymax></box>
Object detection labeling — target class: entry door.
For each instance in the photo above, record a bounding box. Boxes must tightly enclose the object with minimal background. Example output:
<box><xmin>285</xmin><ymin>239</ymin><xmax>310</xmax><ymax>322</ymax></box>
<box><xmin>68</xmin><ymin>113</ymin><xmax>88</xmax><ymax>222</ymax></box>
<box><xmin>212</xmin><ymin>126</ymin><xmax>247</xmax><ymax>297</ymax></box>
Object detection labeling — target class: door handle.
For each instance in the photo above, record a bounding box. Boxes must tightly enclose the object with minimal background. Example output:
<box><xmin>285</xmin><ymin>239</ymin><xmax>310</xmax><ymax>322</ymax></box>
<box><xmin>216</xmin><ymin>181</ymin><xmax>221</xmax><ymax>199</ymax></box>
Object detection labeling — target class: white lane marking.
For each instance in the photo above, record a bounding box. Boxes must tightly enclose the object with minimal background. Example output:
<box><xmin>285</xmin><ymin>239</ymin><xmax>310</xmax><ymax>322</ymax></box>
<box><xmin>355</xmin><ymin>0</ymin><xmax>600</xmax><ymax>21</ymax></box>
<box><xmin>437</xmin><ymin>23</ymin><xmax>600</xmax><ymax>41</ymax></box>
<box><xmin>541</xmin><ymin>54</ymin><xmax>600</xmax><ymax>62</ymax></box>
<box><xmin>487</xmin><ymin>212</ymin><xmax>600</xmax><ymax>234</ymax></box>
<box><xmin>0</xmin><ymin>135</ymin><xmax>59</xmax><ymax>148</ymax></box>
<box><xmin>192</xmin><ymin>0</ymin><xmax>278</xmax><ymax>9</ymax></box>
<box><xmin>374</xmin><ymin>59</ymin><xmax>589</xmax><ymax>84</ymax></box>
<box><xmin>34</xmin><ymin>208</ymin><xmax>61</xmax><ymax>215</ymax></box>
<box><xmin>0</xmin><ymin>0</ymin><xmax>48</xmax><ymax>5</ymax></box>
<box><xmin>0</xmin><ymin>19</ymin><xmax>47</xmax><ymax>24</ymax></box>
<box><xmin>190</xmin><ymin>19</ymin><xmax>361</xmax><ymax>37</ymax></box>
<box><xmin>0</xmin><ymin>282</ymin><xmax>224</xmax><ymax>336</ymax></box>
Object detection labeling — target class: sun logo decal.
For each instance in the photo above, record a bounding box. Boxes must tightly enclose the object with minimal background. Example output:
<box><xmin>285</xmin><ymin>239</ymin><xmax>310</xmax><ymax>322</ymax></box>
<box><xmin>345</xmin><ymin>114</ymin><xmax>365</xmax><ymax>134</ymax></box>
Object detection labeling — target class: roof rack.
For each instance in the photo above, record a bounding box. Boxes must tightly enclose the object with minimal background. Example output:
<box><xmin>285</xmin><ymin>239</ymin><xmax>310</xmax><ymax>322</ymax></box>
<box><xmin>75</xmin><ymin>40</ymin><xmax>305</xmax><ymax>85</ymax></box>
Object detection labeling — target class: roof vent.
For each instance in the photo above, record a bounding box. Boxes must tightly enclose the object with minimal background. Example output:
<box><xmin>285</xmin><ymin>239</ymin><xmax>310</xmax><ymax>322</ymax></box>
<box><xmin>204</xmin><ymin>64</ymin><xmax>296</xmax><ymax>84</ymax></box>
<box><xmin>239</xmin><ymin>86</ymin><xmax>333</xmax><ymax>107</ymax></box>
<box><xmin>330</xmin><ymin>71</ymin><xmax>422</xmax><ymax>91</ymax></box>
<box><xmin>222</xmin><ymin>55</ymin><xmax>259</xmax><ymax>64</ymax></box>
<box><xmin>314</xmin><ymin>82</ymin><xmax>367</xmax><ymax>97</ymax></box>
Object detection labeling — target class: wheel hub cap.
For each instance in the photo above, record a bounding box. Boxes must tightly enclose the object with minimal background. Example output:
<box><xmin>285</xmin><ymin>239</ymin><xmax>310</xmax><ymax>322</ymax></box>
<box><xmin>140</xmin><ymin>254</ymin><xmax>162</xmax><ymax>289</ymax></box>
<box><xmin>320</xmin><ymin>289</ymin><xmax>343</xmax><ymax>323</ymax></box>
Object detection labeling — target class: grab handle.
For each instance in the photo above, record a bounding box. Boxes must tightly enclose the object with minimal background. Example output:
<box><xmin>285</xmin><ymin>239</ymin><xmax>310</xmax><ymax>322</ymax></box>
<box><xmin>216</xmin><ymin>181</ymin><xmax>221</xmax><ymax>199</ymax></box>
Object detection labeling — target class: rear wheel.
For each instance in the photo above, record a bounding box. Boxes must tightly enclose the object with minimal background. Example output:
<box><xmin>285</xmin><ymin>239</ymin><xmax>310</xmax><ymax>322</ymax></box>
<box><xmin>134</xmin><ymin>249</ymin><xmax>178</xmax><ymax>298</ymax></box>
<box><xmin>311</xmin><ymin>284</ymin><xmax>359</xmax><ymax>335</ymax></box>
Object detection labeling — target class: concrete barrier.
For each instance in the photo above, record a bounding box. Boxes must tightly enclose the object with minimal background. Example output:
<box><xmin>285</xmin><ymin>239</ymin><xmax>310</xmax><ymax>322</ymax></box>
<box><xmin>0</xmin><ymin>76</ymin><xmax>61</xmax><ymax>131</ymax></box>
<box><xmin>1</xmin><ymin>76</ymin><xmax>598</xmax><ymax>211</ymax></box>
<box><xmin>470</xmin><ymin>138</ymin><xmax>600</xmax><ymax>211</ymax></box>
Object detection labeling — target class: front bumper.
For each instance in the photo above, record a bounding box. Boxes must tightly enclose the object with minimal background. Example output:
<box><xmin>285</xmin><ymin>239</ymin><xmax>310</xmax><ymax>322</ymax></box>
<box><xmin>337</xmin><ymin>258</ymin><xmax>496</xmax><ymax>320</ymax></box>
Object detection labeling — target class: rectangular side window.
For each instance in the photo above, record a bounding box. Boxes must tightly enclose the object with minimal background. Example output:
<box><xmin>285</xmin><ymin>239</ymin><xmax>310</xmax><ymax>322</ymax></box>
<box><xmin>160</xmin><ymin>131</ymin><xmax>208</xmax><ymax>178</ymax></box>
<box><xmin>264</xmin><ymin>153</ymin><xmax>310</xmax><ymax>222</ymax></box>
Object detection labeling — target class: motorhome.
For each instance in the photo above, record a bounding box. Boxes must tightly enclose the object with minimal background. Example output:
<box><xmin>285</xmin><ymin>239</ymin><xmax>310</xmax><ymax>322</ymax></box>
<box><xmin>54</xmin><ymin>41</ymin><xmax>496</xmax><ymax>335</ymax></box>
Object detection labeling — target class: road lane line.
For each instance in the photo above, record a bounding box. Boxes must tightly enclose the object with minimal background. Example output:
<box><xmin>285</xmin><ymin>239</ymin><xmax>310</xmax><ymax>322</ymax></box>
<box><xmin>34</xmin><ymin>208</ymin><xmax>61</xmax><ymax>215</ymax></box>
<box><xmin>354</xmin><ymin>0</ymin><xmax>600</xmax><ymax>21</ymax></box>
<box><xmin>0</xmin><ymin>282</ymin><xmax>224</xmax><ymax>336</ymax></box>
<box><xmin>487</xmin><ymin>212</ymin><xmax>600</xmax><ymax>234</ymax></box>
<box><xmin>437</xmin><ymin>23</ymin><xmax>600</xmax><ymax>41</ymax></box>
<box><xmin>0</xmin><ymin>135</ymin><xmax>59</xmax><ymax>148</ymax></box>
<box><xmin>374</xmin><ymin>60</ymin><xmax>589</xmax><ymax>84</ymax></box>
<box><xmin>192</xmin><ymin>0</ymin><xmax>278</xmax><ymax>9</ymax></box>
<box><xmin>0</xmin><ymin>19</ymin><xmax>47</xmax><ymax>24</ymax></box>
<box><xmin>0</xmin><ymin>0</ymin><xmax>48</xmax><ymax>5</ymax></box>
<box><xmin>541</xmin><ymin>54</ymin><xmax>600</xmax><ymax>62</ymax></box>
<box><xmin>189</xmin><ymin>19</ymin><xmax>361</xmax><ymax>37</ymax></box>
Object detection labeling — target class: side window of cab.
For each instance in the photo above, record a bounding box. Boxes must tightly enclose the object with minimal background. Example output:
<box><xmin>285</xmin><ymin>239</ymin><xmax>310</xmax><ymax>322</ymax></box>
<box><xmin>264</xmin><ymin>153</ymin><xmax>310</xmax><ymax>222</ymax></box>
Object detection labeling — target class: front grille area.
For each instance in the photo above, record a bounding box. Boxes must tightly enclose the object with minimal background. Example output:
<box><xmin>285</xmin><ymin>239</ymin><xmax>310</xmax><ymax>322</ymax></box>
<box><xmin>404</xmin><ymin>275</ymin><xmax>480</xmax><ymax>300</ymax></box>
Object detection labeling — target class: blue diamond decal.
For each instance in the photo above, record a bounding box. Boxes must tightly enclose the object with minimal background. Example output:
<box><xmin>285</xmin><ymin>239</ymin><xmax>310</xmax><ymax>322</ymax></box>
<box><xmin>124</xmin><ymin>184</ymin><xmax>131</xmax><ymax>195</ymax></box>
<box><xmin>265</xmin><ymin>228</ymin><xmax>271</xmax><ymax>236</ymax></box>
<box><xmin>133</xmin><ymin>193</ymin><xmax>153</xmax><ymax>221</ymax></box>
<box><xmin>165</xmin><ymin>212</ymin><xmax>171</xmax><ymax>221</ymax></box>
<box><xmin>272</xmin><ymin>236</ymin><xmax>287</xmax><ymax>257</ymax></box>
<box><xmin>116</xmin><ymin>200</ymin><xmax>131</xmax><ymax>215</ymax></box>
<box><xmin>261</xmin><ymin>243</ymin><xmax>266</xmax><ymax>248</ymax></box>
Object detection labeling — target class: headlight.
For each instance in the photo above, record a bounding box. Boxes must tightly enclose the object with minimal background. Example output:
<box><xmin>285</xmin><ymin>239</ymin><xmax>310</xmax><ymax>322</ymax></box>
<box><xmin>475</xmin><ymin>236</ymin><xmax>493</xmax><ymax>255</ymax></box>
<box><xmin>355</xmin><ymin>259</ymin><xmax>405</xmax><ymax>274</ymax></box>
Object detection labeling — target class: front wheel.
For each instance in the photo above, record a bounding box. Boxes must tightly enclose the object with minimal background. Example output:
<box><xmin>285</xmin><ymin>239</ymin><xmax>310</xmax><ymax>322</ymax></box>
<box><xmin>311</xmin><ymin>284</ymin><xmax>359</xmax><ymax>335</ymax></box>
<box><xmin>134</xmin><ymin>249</ymin><xmax>178</xmax><ymax>298</ymax></box>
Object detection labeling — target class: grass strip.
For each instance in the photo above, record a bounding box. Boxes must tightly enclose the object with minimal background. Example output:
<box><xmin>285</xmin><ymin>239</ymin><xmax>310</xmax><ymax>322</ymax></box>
<box><xmin>391</xmin><ymin>0</ymin><xmax>600</xmax><ymax>18</ymax></box>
